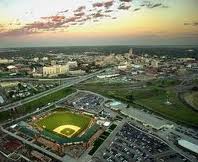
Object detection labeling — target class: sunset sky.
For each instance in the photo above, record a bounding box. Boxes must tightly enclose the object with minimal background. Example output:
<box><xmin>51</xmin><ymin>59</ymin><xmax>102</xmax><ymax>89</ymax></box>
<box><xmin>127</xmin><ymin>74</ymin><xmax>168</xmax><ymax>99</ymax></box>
<box><xmin>0</xmin><ymin>0</ymin><xmax>198</xmax><ymax>48</ymax></box>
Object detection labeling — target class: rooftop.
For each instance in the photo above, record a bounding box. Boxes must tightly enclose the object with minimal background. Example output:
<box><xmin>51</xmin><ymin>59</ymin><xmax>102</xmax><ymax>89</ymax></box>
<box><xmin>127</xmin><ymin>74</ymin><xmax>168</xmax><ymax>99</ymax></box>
<box><xmin>121</xmin><ymin>107</ymin><xmax>173</xmax><ymax>130</ymax></box>
<box><xmin>178</xmin><ymin>139</ymin><xmax>198</xmax><ymax>154</ymax></box>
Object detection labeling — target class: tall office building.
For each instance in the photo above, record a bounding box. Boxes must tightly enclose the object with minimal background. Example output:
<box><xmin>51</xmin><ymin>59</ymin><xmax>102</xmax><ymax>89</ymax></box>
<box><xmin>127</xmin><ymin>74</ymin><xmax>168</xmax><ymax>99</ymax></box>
<box><xmin>129</xmin><ymin>48</ymin><xmax>133</xmax><ymax>56</ymax></box>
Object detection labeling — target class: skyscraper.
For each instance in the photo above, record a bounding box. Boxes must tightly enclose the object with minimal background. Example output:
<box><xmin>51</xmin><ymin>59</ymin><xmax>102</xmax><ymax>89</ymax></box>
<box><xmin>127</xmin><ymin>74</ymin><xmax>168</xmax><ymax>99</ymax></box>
<box><xmin>129</xmin><ymin>48</ymin><xmax>133</xmax><ymax>56</ymax></box>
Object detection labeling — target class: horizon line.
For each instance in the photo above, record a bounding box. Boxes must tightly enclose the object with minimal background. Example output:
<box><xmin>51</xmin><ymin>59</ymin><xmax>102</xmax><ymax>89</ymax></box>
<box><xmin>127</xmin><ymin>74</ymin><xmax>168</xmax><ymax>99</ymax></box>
<box><xmin>1</xmin><ymin>44</ymin><xmax>198</xmax><ymax>49</ymax></box>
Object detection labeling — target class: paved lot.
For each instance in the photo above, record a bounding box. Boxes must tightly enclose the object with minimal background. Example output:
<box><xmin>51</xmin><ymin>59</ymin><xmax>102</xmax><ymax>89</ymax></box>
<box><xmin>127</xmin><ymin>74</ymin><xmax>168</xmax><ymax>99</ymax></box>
<box><xmin>92</xmin><ymin>122</ymin><xmax>190</xmax><ymax>162</ymax></box>
<box><xmin>67</xmin><ymin>91</ymin><xmax>105</xmax><ymax>113</ymax></box>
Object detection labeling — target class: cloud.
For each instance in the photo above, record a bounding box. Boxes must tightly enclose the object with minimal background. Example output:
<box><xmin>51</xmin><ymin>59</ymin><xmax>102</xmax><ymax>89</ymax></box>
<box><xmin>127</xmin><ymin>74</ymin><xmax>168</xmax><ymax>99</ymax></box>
<box><xmin>26</xmin><ymin>21</ymin><xmax>64</xmax><ymax>30</ymax></box>
<box><xmin>141</xmin><ymin>1</ymin><xmax>164</xmax><ymax>9</ymax></box>
<box><xmin>0</xmin><ymin>0</ymin><xmax>170</xmax><ymax>37</ymax></box>
<box><xmin>1</xmin><ymin>15</ymin><xmax>77</xmax><ymax>37</ymax></box>
<box><xmin>70</xmin><ymin>22</ymin><xmax>77</xmax><ymax>26</ymax></box>
<box><xmin>0</xmin><ymin>0</ymin><xmax>116</xmax><ymax>37</ymax></box>
<box><xmin>41</xmin><ymin>16</ymin><xmax>65</xmax><ymax>22</ymax></box>
<box><xmin>78</xmin><ymin>22</ymin><xmax>85</xmax><ymax>25</ymax></box>
<box><xmin>105</xmin><ymin>9</ymin><xmax>113</xmax><ymax>13</ymax></box>
<box><xmin>150</xmin><ymin>3</ymin><xmax>162</xmax><ymax>8</ymax></box>
<box><xmin>104</xmin><ymin>0</ymin><xmax>114</xmax><ymax>8</ymax></box>
<box><xmin>93</xmin><ymin>2</ymin><xmax>104</xmax><ymax>8</ymax></box>
<box><xmin>184</xmin><ymin>22</ymin><xmax>198</xmax><ymax>26</ymax></box>
<box><xmin>134</xmin><ymin>8</ymin><xmax>141</xmax><ymax>12</ymax></box>
<box><xmin>74</xmin><ymin>6</ymin><xmax>86</xmax><ymax>12</ymax></box>
<box><xmin>184</xmin><ymin>23</ymin><xmax>190</xmax><ymax>26</ymax></box>
<box><xmin>15</xmin><ymin>23</ymin><xmax>21</xmax><ymax>26</ymax></box>
<box><xmin>93</xmin><ymin>19</ymin><xmax>99</xmax><ymax>22</ymax></box>
<box><xmin>118</xmin><ymin>3</ymin><xmax>131</xmax><ymax>10</ymax></box>
<box><xmin>64</xmin><ymin>16</ymin><xmax>80</xmax><ymax>23</ymax></box>
<box><xmin>58</xmin><ymin>9</ymin><xmax>69</xmax><ymax>14</ymax></box>
<box><xmin>162</xmin><ymin>5</ymin><xmax>169</xmax><ymax>8</ymax></box>
<box><xmin>74</xmin><ymin>12</ymin><xmax>85</xmax><ymax>17</ymax></box>
<box><xmin>92</xmin><ymin>12</ymin><xmax>105</xmax><ymax>18</ymax></box>
<box><xmin>120</xmin><ymin>0</ymin><xmax>132</xmax><ymax>2</ymax></box>
<box><xmin>193</xmin><ymin>22</ymin><xmax>198</xmax><ymax>26</ymax></box>
<box><xmin>0</xmin><ymin>27</ymin><xmax>39</xmax><ymax>37</ymax></box>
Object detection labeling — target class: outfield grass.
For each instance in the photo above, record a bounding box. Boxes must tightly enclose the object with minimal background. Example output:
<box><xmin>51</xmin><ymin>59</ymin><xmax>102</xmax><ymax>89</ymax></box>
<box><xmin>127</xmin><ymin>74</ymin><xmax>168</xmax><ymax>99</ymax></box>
<box><xmin>74</xmin><ymin>82</ymin><xmax>198</xmax><ymax>127</ymax></box>
<box><xmin>36</xmin><ymin>111</ymin><xmax>92</xmax><ymax>137</ymax></box>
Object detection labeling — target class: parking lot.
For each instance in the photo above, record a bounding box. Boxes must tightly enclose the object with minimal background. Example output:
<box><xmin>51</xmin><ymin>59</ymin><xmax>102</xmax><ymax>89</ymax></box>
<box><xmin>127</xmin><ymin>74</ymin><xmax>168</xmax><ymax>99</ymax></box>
<box><xmin>67</xmin><ymin>91</ymin><xmax>104</xmax><ymax>112</ymax></box>
<box><xmin>93</xmin><ymin>123</ymin><xmax>190</xmax><ymax>162</ymax></box>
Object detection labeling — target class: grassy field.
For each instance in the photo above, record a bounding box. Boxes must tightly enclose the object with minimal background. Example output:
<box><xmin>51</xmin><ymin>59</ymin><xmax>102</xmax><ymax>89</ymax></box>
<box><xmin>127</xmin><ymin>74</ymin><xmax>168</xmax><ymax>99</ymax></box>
<box><xmin>19</xmin><ymin>87</ymin><xmax>76</xmax><ymax>113</ymax></box>
<box><xmin>183</xmin><ymin>91</ymin><xmax>198</xmax><ymax>111</ymax></box>
<box><xmin>0</xmin><ymin>87</ymin><xmax>75</xmax><ymax>123</ymax></box>
<box><xmin>0</xmin><ymin>81</ymin><xmax>19</xmax><ymax>88</ymax></box>
<box><xmin>75</xmin><ymin>82</ymin><xmax>134</xmax><ymax>103</ymax></box>
<box><xmin>0</xmin><ymin>72</ymin><xmax>12</xmax><ymax>78</ymax></box>
<box><xmin>132</xmin><ymin>88</ymin><xmax>198</xmax><ymax>126</ymax></box>
<box><xmin>36</xmin><ymin>111</ymin><xmax>92</xmax><ymax>138</ymax></box>
<box><xmin>75</xmin><ymin>82</ymin><xmax>198</xmax><ymax>127</ymax></box>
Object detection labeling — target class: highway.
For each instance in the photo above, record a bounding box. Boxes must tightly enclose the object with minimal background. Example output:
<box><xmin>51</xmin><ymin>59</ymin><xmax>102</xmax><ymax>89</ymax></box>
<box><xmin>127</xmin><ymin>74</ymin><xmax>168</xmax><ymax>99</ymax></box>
<box><xmin>0</xmin><ymin>69</ymin><xmax>105</xmax><ymax>112</ymax></box>
<box><xmin>0</xmin><ymin>76</ymin><xmax>82</xmax><ymax>82</ymax></box>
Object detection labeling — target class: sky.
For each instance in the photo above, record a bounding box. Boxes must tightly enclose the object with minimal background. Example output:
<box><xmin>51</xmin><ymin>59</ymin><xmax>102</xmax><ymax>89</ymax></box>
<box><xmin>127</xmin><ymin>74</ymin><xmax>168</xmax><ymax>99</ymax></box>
<box><xmin>0</xmin><ymin>0</ymin><xmax>198</xmax><ymax>48</ymax></box>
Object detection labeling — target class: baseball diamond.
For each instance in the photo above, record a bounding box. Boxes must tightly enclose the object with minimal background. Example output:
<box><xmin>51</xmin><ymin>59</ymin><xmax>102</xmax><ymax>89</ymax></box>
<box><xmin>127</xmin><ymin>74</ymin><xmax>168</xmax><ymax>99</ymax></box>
<box><xmin>35</xmin><ymin>111</ymin><xmax>93</xmax><ymax>138</ymax></box>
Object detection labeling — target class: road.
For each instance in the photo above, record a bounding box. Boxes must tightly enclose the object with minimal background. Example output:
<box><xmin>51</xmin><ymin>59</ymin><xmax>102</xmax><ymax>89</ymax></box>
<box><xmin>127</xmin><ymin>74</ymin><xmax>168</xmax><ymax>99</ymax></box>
<box><xmin>0</xmin><ymin>69</ymin><xmax>105</xmax><ymax>112</ymax></box>
<box><xmin>0</xmin><ymin>76</ymin><xmax>83</xmax><ymax>82</ymax></box>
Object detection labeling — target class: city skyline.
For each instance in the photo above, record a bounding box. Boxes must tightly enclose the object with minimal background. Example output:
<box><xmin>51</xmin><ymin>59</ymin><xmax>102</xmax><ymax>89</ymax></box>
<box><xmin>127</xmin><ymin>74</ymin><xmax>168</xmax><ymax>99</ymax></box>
<box><xmin>0</xmin><ymin>0</ymin><xmax>198</xmax><ymax>48</ymax></box>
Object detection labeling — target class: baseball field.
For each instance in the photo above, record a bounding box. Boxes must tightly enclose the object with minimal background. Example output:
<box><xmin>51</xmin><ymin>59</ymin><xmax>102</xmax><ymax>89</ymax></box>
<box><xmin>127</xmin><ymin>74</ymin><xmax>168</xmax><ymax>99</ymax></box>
<box><xmin>35</xmin><ymin>111</ymin><xmax>92</xmax><ymax>138</ymax></box>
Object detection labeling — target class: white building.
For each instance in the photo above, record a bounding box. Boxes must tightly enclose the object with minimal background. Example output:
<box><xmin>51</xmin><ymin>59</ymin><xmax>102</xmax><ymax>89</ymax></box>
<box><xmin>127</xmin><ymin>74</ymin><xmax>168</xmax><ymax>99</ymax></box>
<box><xmin>43</xmin><ymin>64</ymin><xmax>69</xmax><ymax>77</ymax></box>
<box><xmin>132</xmin><ymin>64</ymin><xmax>143</xmax><ymax>69</ymax></box>
<box><xmin>69</xmin><ymin>70</ymin><xmax>86</xmax><ymax>76</ymax></box>
<box><xmin>97</xmin><ymin>74</ymin><xmax>120</xmax><ymax>79</ymax></box>
<box><xmin>7</xmin><ymin>65</ymin><xmax>17</xmax><ymax>70</ymax></box>
<box><xmin>118</xmin><ymin>65</ymin><xmax>128</xmax><ymax>71</ymax></box>
<box><xmin>0</xmin><ymin>58</ymin><xmax>14</xmax><ymax>64</ymax></box>
<box><xmin>105</xmin><ymin>101</ymin><xmax>127</xmax><ymax>110</ymax></box>
<box><xmin>151</xmin><ymin>60</ymin><xmax>159</xmax><ymax>68</ymax></box>
<box><xmin>33</xmin><ymin>57</ymin><xmax>39</xmax><ymax>62</ymax></box>
<box><xmin>68</xmin><ymin>61</ymin><xmax>78</xmax><ymax>69</ymax></box>
<box><xmin>42</xmin><ymin>57</ymin><xmax>49</xmax><ymax>61</ymax></box>
<box><xmin>0</xmin><ymin>96</ymin><xmax>4</xmax><ymax>104</ymax></box>
<box><xmin>120</xmin><ymin>106</ymin><xmax>174</xmax><ymax>130</ymax></box>
<box><xmin>178</xmin><ymin>139</ymin><xmax>198</xmax><ymax>154</ymax></box>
